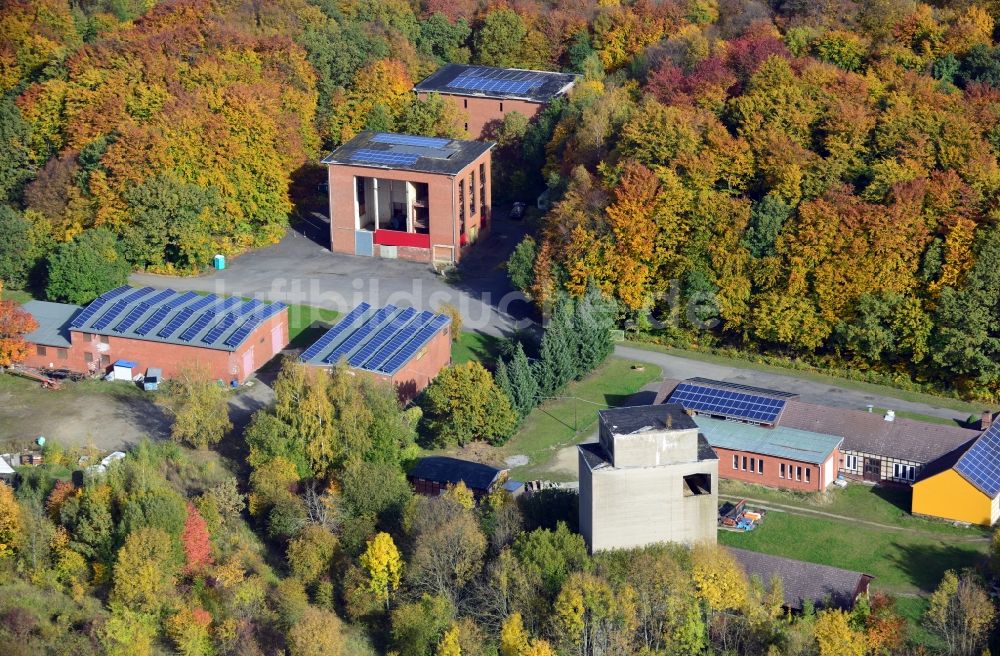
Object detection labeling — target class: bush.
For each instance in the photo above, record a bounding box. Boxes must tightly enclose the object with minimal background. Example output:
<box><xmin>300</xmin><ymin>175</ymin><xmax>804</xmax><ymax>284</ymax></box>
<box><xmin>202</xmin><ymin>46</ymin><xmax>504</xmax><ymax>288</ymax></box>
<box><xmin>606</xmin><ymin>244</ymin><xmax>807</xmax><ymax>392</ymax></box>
<box><xmin>45</xmin><ymin>228</ymin><xmax>130</xmax><ymax>304</ymax></box>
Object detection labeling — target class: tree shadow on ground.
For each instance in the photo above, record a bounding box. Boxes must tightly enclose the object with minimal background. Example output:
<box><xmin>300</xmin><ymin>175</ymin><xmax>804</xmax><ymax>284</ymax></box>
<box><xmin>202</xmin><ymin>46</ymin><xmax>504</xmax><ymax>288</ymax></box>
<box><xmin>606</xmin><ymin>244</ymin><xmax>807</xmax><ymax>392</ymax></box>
<box><xmin>889</xmin><ymin>541</ymin><xmax>989</xmax><ymax>593</ymax></box>
<box><xmin>107</xmin><ymin>388</ymin><xmax>172</xmax><ymax>443</ymax></box>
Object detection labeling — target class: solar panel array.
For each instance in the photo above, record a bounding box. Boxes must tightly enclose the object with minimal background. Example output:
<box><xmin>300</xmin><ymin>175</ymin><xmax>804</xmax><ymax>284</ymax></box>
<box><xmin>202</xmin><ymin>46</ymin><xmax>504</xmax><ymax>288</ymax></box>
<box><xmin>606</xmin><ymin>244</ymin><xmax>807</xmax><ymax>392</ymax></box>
<box><xmin>349</xmin><ymin>148</ymin><xmax>419</xmax><ymax>167</ymax></box>
<box><xmin>371</xmin><ymin>134</ymin><xmax>451</xmax><ymax>149</ymax></box>
<box><xmin>955</xmin><ymin>424</ymin><xmax>1000</xmax><ymax>497</ymax></box>
<box><xmin>669</xmin><ymin>381</ymin><xmax>787</xmax><ymax>424</ymax></box>
<box><xmin>299</xmin><ymin>303</ymin><xmax>371</xmax><ymax>362</ymax></box>
<box><xmin>71</xmin><ymin>286</ymin><xmax>287</xmax><ymax>351</ymax></box>
<box><xmin>300</xmin><ymin>304</ymin><xmax>450</xmax><ymax>375</ymax></box>
<box><xmin>447</xmin><ymin>67</ymin><xmax>546</xmax><ymax>95</ymax></box>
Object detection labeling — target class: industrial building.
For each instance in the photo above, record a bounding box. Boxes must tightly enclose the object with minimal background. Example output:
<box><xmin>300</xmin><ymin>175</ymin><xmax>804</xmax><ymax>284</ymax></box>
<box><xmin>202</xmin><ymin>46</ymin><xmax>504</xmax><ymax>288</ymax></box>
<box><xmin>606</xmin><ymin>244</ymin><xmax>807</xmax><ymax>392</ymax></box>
<box><xmin>655</xmin><ymin>378</ymin><xmax>982</xmax><ymax>486</ymax></box>
<box><xmin>299</xmin><ymin>302</ymin><xmax>451</xmax><ymax>401</ymax></box>
<box><xmin>578</xmin><ymin>404</ymin><xmax>719</xmax><ymax>553</ymax></box>
<box><xmin>729</xmin><ymin>548</ymin><xmax>873</xmax><ymax>612</ymax></box>
<box><xmin>322</xmin><ymin>131</ymin><xmax>493</xmax><ymax>264</ymax></box>
<box><xmin>413</xmin><ymin>64</ymin><xmax>578</xmax><ymax>138</ymax></box>
<box><xmin>912</xmin><ymin>422</ymin><xmax>1000</xmax><ymax>526</ymax></box>
<box><xmin>21</xmin><ymin>286</ymin><xmax>288</xmax><ymax>384</ymax></box>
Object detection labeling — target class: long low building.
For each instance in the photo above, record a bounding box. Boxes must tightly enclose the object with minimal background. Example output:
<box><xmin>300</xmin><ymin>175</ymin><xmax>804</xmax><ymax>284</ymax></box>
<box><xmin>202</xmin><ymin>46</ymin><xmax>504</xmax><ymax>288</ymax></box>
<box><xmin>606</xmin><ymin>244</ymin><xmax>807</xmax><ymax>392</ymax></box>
<box><xmin>21</xmin><ymin>287</ymin><xmax>288</xmax><ymax>384</ymax></box>
<box><xmin>300</xmin><ymin>302</ymin><xmax>451</xmax><ymax>401</ymax></box>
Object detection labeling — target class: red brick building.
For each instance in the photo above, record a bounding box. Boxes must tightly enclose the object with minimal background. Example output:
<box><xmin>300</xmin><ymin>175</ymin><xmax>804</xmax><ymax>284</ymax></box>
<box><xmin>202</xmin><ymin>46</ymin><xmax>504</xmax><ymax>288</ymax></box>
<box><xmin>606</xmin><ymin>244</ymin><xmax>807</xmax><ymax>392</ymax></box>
<box><xmin>413</xmin><ymin>64</ymin><xmax>578</xmax><ymax>138</ymax></box>
<box><xmin>322</xmin><ymin>132</ymin><xmax>493</xmax><ymax>264</ymax></box>
<box><xmin>21</xmin><ymin>287</ymin><xmax>288</xmax><ymax>384</ymax></box>
<box><xmin>300</xmin><ymin>302</ymin><xmax>451</xmax><ymax>402</ymax></box>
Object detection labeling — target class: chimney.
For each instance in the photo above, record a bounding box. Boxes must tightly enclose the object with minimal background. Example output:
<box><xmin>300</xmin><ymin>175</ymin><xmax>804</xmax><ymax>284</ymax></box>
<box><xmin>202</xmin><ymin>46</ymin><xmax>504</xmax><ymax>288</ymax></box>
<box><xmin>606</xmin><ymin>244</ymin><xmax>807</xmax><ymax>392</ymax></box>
<box><xmin>884</xmin><ymin>410</ymin><xmax>895</xmax><ymax>422</ymax></box>
<box><xmin>982</xmin><ymin>411</ymin><xmax>993</xmax><ymax>431</ymax></box>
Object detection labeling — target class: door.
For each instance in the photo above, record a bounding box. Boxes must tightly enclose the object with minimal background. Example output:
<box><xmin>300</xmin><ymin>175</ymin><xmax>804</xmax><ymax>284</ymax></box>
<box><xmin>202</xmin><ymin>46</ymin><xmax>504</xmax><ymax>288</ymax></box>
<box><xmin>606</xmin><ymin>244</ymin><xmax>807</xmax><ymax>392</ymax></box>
<box><xmin>242</xmin><ymin>347</ymin><xmax>254</xmax><ymax>381</ymax></box>
<box><xmin>863</xmin><ymin>458</ymin><xmax>881</xmax><ymax>481</ymax></box>
<box><xmin>271</xmin><ymin>325</ymin><xmax>284</xmax><ymax>354</ymax></box>
<box><xmin>355</xmin><ymin>230</ymin><xmax>373</xmax><ymax>257</ymax></box>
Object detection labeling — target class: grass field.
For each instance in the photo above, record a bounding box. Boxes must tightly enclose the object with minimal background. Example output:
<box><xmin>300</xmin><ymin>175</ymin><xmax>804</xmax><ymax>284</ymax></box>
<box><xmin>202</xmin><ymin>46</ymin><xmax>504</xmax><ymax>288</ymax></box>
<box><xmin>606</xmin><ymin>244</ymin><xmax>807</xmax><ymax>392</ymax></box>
<box><xmin>719</xmin><ymin>479</ymin><xmax>989</xmax><ymax>537</ymax></box>
<box><xmin>451</xmin><ymin>330</ymin><xmax>504</xmax><ymax>366</ymax></box>
<box><xmin>502</xmin><ymin>358</ymin><xmax>661</xmax><ymax>480</ymax></box>
<box><xmin>623</xmin><ymin>341</ymin><xmax>997</xmax><ymax>417</ymax></box>
<box><xmin>285</xmin><ymin>304</ymin><xmax>340</xmax><ymax>348</ymax></box>
<box><xmin>2</xmin><ymin>288</ymin><xmax>34</xmax><ymax>304</ymax></box>
<box><xmin>718</xmin><ymin>511</ymin><xmax>989</xmax><ymax>596</ymax></box>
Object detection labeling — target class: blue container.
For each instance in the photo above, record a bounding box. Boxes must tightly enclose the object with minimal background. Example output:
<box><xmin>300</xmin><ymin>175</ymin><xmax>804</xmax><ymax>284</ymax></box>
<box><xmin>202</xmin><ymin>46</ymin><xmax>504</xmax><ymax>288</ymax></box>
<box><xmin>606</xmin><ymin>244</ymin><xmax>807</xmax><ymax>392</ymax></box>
<box><xmin>213</xmin><ymin>254</ymin><xmax>226</xmax><ymax>270</ymax></box>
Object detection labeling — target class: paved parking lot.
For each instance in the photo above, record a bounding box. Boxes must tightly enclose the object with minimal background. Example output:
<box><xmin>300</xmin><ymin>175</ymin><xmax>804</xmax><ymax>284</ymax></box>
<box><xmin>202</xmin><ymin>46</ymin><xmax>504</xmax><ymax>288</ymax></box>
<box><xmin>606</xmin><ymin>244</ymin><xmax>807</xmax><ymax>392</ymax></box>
<box><xmin>131</xmin><ymin>217</ymin><xmax>535</xmax><ymax>337</ymax></box>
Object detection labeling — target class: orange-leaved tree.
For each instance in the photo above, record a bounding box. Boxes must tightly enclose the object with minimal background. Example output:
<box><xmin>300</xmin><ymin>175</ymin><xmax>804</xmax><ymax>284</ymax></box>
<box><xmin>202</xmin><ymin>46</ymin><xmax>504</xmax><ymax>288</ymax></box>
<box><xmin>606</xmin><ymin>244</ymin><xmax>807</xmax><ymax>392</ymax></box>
<box><xmin>0</xmin><ymin>280</ymin><xmax>38</xmax><ymax>367</ymax></box>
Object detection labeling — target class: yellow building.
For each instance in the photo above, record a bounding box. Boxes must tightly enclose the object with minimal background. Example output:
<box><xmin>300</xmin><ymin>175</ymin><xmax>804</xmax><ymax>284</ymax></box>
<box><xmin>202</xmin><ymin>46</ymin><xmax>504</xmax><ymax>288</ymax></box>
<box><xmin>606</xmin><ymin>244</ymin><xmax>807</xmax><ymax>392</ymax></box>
<box><xmin>912</xmin><ymin>426</ymin><xmax>1000</xmax><ymax>526</ymax></box>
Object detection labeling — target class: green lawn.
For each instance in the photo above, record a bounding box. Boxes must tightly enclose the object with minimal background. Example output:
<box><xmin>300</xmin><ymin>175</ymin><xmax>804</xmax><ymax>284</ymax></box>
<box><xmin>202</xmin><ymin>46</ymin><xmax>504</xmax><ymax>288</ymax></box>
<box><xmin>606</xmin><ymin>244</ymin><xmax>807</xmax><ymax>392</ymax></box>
<box><xmin>285</xmin><ymin>304</ymin><xmax>340</xmax><ymax>348</ymax></box>
<box><xmin>2</xmin><ymin>288</ymin><xmax>35</xmax><ymax>304</ymax></box>
<box><xmin>623</xmin><ymin>341</ymin><xmax>997</xmax><ymax>417</ymax></box>
<box><xmin>451</xmin><ymin>330</ymin><xmax>504</xmax><ymax>366</ymax></box>
<box><xmin>719</xmin><ymin>479</ymin><xmax>989</xmax><ymax>537</ymax></box>
<box><xmin>503</xmin><ymin>358</ymin><xmax>661</xmax><ymax>481</ymax></box>
<box><xmin>718</xmin><ymin>511</ymin><xmax>989</xmax><ymax>596</ymax></box>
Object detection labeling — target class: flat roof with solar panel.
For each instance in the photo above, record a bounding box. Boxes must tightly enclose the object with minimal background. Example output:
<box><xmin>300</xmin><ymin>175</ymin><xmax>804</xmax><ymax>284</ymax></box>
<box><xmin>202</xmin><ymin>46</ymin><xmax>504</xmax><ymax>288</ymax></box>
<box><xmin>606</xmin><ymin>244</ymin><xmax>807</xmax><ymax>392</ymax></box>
<box><xmin>322</xmin><ymin>131</ymin><xmax>493</xmax><ymax>175</ymax></box>
<box><xmin>69</xmin><ymin>286</ymin><xmax>287</xmax><ymax>351</ymax></box>
<box><xmin>667</xmin><ymin>377</ymin><xmax>799</xmax><ymax>426</ymax></box>
<box><xmin>300</xmin><ymin>303</ymin><xmax>450</xmax><ymax>376</ymax></box>
<box><xmin>414</xmin><ymin>63</ymin><xmax>578</xmax><ymax>102</ymax></box>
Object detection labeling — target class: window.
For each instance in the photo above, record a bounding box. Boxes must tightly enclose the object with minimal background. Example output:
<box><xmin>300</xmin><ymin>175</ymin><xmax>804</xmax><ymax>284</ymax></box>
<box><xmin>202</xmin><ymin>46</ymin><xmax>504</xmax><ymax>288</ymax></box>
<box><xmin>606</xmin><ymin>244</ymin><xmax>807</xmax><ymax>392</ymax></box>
<box><xmin>749</xmin><ymin>457</ymin><xmax>755</xmax><ymax>472</ymax></box>
<box><xmin>805</xmin><ymin>468</ymin><xmax>811</xmax><ymax>483</ymax></box>
<box><xmin>500</xmin><ymin>102</ymin><xmax>504</xmax><ymax>112</ymax></box>
<box><xmin>84</xmin><ymin>352</ymin><xmax>93</xmax><ymax>363</ymax></box>
<box><xmin>796</xmin><ymin>466</ymin><xmax>802</xmax><ymax>481</ymax></box>
<box><xmin>36</xmin><ymin>345</ymin><xmax>47</xmax><ymax>356</ymax></box>
<box><xmin>845</xmin><ymin>454</ymin><xmax>858</xmax><ymax>470</ymax></box>
<box><xmin>84</xmin><ymin>333</ymin><xmax>93</xmax><ymax>342</ymax></box>
<box><xmin>464</xmin><ymin>122</ymin><xmax>468</xmax><ymax>132</ymax></box>
<box><xmin>742</xmin><ymin>456</ymin><xmax>747</xmax><ymax>471</ymax></box>
<box><xmin>893</xmin><ymin>463</ymin><xmax>915</xmax><ymax>481</ymax></box>
<box><xmin>458</xmin><ymin>180</ymin><xmax>465</xmax><ymax>229</ymax></box>
<box><xmin>780</xmin><ymin>463</ymin><xmax>785</xmax><ymax>478</ymax></box>
<box><xmin>100</xmin><ymin>355</ymin><xmax>110</xmax><ymax>367</ymax></box>
<box><xmin>463</xmin><ymin>98</ymin><xmax>468</xmax><ymax>109</ymax></box>
<box><xmin>57</xmin><ymin>348</ymin><xmax>68</xmax><ymax>360</ymax></box>
<box><xmin>758</xmin><ymin>459</ymin><xmax>764</xmax><ymax>474</ymax></box>
<box><xmin>682</xmin><ymin>473</ymin><xmax>712</xmax><ymax>497</ymax></box>
<box><xmin>469</xmin><ymin>171</ymin><xmax>476</xmax><ymax>215</ymax></box>
<box><xmin>733</xmin><ymin>455</ymin><xmax>738</xmax><ymax>470</ymax></box>
<box><xmin>100</xmin><ymin>335</ymin><xmax>109</xmax><ymax>344</ymax></box>
<box><xmin>479</xmin><ymin>162</ymin><xmax>487</xmax><ymax>215</ymax></box>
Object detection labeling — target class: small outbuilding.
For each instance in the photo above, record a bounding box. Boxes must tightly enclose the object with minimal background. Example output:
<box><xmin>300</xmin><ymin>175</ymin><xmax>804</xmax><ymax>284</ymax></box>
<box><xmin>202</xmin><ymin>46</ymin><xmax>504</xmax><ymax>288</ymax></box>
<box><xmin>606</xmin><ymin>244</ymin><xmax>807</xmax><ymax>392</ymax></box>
<box><xmin>912</xmin><ymin>423</ymin><xmax>1000</xmax><ymax>526</ymax></box>
<box><xmin>728</xmin><ymin>547</ymin><xmax>873</xmax><ymax>612</ymax></box>
<box><xmin>407</xmin><ymin>456</ymin><xmax>509</xmax><ymax>500</ymax></box>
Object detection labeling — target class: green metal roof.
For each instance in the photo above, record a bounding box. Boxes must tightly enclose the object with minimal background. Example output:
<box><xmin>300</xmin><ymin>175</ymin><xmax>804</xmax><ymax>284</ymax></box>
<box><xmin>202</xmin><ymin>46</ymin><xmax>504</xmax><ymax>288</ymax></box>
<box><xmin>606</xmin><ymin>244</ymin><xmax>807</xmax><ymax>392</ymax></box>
<box><xmin>23</xmin><ymin>300</ymin><xmax>81</xmax><ymax>347</ymax></box>
<box><xmin>694</xmin><ymin>415</ymin><xmax>843</xmax><ymax>464</ymax></box>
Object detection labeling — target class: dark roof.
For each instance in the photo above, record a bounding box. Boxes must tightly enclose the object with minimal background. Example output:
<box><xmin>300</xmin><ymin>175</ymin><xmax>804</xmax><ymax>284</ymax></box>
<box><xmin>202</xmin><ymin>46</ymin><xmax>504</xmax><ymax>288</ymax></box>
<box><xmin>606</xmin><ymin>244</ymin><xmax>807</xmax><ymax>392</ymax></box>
<box><xmin>22</xmin><ymin>300</ymin><xmax>80</xmax><ymax>347</ymax></box>
<box><xmin>69</xmin><ymin>286</ymin><xmax>286</xmax><ymax>352</ymax></box>
<box><xmin>728</xmin><ymin>548</ymin><xmax>873</xmax><ymax>611</ymax></box>
<box><xmin>598</xmin><ymin>403</ymin><xmax>698</xmax><ymax>436</ymax></box>
<box><xmin>321</xmin><ymin>131</ymin><xmax>493</xmax><ymax>175</ymax></box>
<box><xmin>779</xmin><ymin>400</ymin><xmax>981</xmax><ymax>464</ymax></box>
<box><xmin>407</xmin><ymin>456</ymin><xmax>505</xmax><ymax>491</ymax></box>
<box><xmin>579</xmin><ymin>433</ymin><xmax>717</xmax><ymax>471</ymax></box>
<box><xmin>413</xmin><ymin>64</ymin><xmax>578</xmax><ymax>102</ymax></box>
<box><xmin>685</xmin><ymin>376</ymin><xmax>799</xmax><ymax>399</ymax></box>
<box><xmin>299</xmin><ymin>302</ymin><xmax>450</xmax><ymax>375</ymax></box>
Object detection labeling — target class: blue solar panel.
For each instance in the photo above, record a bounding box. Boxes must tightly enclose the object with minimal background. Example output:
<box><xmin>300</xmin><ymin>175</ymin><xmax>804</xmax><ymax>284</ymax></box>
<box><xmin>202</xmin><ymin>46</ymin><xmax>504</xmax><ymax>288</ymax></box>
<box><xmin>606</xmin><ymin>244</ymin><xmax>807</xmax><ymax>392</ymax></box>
<box><xmin>377</xmin><ymin>314</ymin><xmax>449</xmax><ymax>374</ymax></box>
<box><xmin>157</xmin><ymin>296</ymin><xmax>216</xmax><ymax>338</ymax></box>
<box><xmin>349</xmin><ymin>149</ymin><xmax>419</xmax><ymax>166</ymax></box>
<box><xmin>91</xmin><ymin>300</ymin><xmax>131</xmax><ymax>330</ymax></box>
<box><xmin>202</xmin><ymin>313</ymin><xmax>238</xmax><ymax>344</ymax></box>
<box><xmin>224</xmin><ymin>317</ymin><xmax>260</xmax><ymax>348</ymax></box>
<box><xmin>70</xmin><ymin>295</ymin><xmax>113</xmax><ymax>328</ymax></box>
<box><xmin>256</xmin><ymin>302</ymin><xmax>285</xmax><ymax>321</ymax></box>
<box><xmin>299</xmin><ymin>303</ymin><xmax>371</xmax><ymax>361</ymax></box>
<box><xmin>669</xmin><ymin>382</ymin><xmax>786</xmax><ymax>424</ymax></box>
<box><xmin>366</xmin><ymin>311</ymin><xmax>434</xmax><ymax>371</ymax></box>
<box><xmin>234</xmin><ymin>299</ymin><xmax>264</xmax><ymax>316</ymax></box>
<box><xmin>955</xmin><ymin>424</ymin><xmax>1000</xmax><ymax>497</ymax></box>
<box><xmin>372</xmin><ymin>134</ymin><xmax>451</xmax><ymax>149</ymax></box>
<box><xmin>446</xmin><ymin>68</ymin><xmax>545</xmax><ymax>95</ymax></box>
<box><xmin>113</xmin><ymin>302</ymin><xmax>151</xmax><ymax>333</ymax></box>
<box><xmin>141</xmin><ymin>289</ymin><xmax>176</xmax><ymax>307</ymax></box>
<box><xmin>119</xmin><ymin>286</ymin><xmax>156</xmax><ymax>305</ymax></box>
<box><xmin>349</xmin><ymin>307</ymin><xmax>417</xmax><ymax>368</ymax></box>
<box><xmin>135</xmin><ymin>305</ymin><xmax>172</xmax><ymax>336</ymax></box>
<box><xmin>323</xmin><ymin>305</ymin><xmax>397</xmax><ymax>364</ymax></box>
<box><xmin>179</xmin><ymin>311</ymin><xmax>215</xmax><ymax>342</ymax></box>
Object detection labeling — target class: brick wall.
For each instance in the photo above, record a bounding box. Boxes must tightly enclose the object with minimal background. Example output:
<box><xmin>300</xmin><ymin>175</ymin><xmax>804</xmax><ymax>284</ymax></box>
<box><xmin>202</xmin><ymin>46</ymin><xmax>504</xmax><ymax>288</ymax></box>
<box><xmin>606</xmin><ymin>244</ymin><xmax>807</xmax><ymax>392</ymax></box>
<box><xmin>714</xmin><ymin>445</ymin><xmax>837</xmax><ymax>492</ymax></box>
<box><xmin>391</xmin><ymin>324</ymin><xmax>452</xmax><ymax>402</ymax></box>
<box><xmin>326</xmin><ymin>152</ymin><xmax>492</xmax><ymax>264</ymax></box>
<box><xmin>24</xmin><ymin>309</ymin><xmax>288</xmax><ymax>384</ymax></box>
<box><xmin>419</xmin><ymin>92</ymin><xmax>545</xmax><ymax>138</ymax></box>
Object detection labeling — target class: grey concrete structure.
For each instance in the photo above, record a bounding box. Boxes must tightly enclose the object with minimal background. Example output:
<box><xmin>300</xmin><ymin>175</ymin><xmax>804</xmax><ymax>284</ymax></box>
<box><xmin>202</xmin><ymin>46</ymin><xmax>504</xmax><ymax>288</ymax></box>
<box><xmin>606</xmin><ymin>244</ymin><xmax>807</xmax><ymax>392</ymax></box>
<box><xmin>578</xmin><ymin>404</ymin><xmax>719</xmax><ymax>553</ymax></box>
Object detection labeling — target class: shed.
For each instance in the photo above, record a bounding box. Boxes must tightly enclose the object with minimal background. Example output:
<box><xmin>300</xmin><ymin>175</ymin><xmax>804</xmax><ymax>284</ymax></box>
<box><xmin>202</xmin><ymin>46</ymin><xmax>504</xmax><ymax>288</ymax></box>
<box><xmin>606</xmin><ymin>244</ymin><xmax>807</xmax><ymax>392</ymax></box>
<box><xmin>0</xmin><ymin>456</ymin><xmax>15</xmax><ymax>483</ymax></box>
<box><xmin>113</xmin><ymin>360</ymin><xmax>137</xmax><ymax>381</ymax></box>
<box><xmin>407</xmin><ymin>456</ymin><xmax>507</xmax><ymax>499</ymax></box>
<box><xmin>144</xmin><ymin>368</ymin><xmax>162</xmax><ymax>391</ymax></box>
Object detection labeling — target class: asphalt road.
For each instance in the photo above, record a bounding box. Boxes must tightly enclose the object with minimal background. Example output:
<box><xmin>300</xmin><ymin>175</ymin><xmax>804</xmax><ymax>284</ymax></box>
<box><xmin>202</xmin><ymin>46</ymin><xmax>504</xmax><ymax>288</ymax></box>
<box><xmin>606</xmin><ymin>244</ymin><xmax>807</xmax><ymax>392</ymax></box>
<box><xmin>614</xmin><ymin>345</ymin><xmax>978</xmax><ymax>423</ymax></box>
<box><xmin>131</xmin><ymin>219</ymin><xmax>535</xmax><ymax>337</ymax></box>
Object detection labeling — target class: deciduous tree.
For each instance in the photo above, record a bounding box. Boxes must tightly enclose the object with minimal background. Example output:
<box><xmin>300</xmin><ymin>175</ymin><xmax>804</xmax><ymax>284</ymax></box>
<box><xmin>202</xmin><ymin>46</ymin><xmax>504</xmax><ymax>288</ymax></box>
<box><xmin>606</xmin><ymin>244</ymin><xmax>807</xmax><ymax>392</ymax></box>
<box><xmin>360</xmin><ymin>531</ymin><xmax>403</xmax><ymax>608</ymax></box>
<box><xmin>286</xmin><ymin>606</ymin><xmax>345</xmax><ymax>656</ymax></box>
<box><xmin>0</xmin><ymin>281</ymin><xmax>38</xmax><ymax>367</ymax></box>
<box><xmin>926</xmin><ymin>569</ymin><xmax>996</xmax><ymax>656</ymax></box>
<box><xmin>420</xmin><ymin>362</ymin><xmax>518</xmax><ymax>447</ymax></box>
<box><xmin>158</xmin><ymin>364</ymin><xmax>233</xmax><ymax>449</ymax></box>
<box><xmin>0</xmin><ymin>481</ymin><xmax>21</xmax><ymax>558</ymax></box>
<box><xmin>45</xmin><ymin>228</ymin><xmax>130</xmax><ymax>304</ymax></box>
<box><xmin>181</xmin><ymin>502</ymin><xmax>212</xmax><ymax>574</ymax></box>
<box><xmin>111</xmin><ymin>526</ymin><xmax>177</xmax><ymax>613</ymax></box>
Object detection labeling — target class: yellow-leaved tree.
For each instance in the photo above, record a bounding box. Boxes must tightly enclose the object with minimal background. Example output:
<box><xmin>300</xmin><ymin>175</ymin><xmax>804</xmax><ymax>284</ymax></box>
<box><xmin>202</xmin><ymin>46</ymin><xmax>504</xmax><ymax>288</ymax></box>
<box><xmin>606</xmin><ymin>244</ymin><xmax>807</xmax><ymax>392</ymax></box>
<box><xmin>690</xmin><ymin>543</ymin><xmax>748</xmax><ymax>612</ymax></box>
<box><xmin>360</xmin><ymin>531</ymin><xmax>403</xmax><ymax>609</ymax></box>
<box><xmin>814</xmin><ymin>609</ymin><xmax>866</xmax><ymax>656</ymax></box>
<box><xmin>0</xmin><ymin>481</ymin><xmax>21</xmax><ymax>558</ymax></box>
<box><xmin>436</xmin><ymin>625</ymin><xmax>462</xmax><ymax>656</ymax></box>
